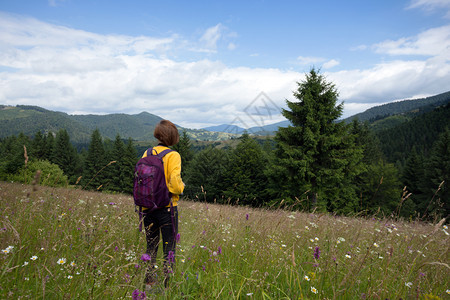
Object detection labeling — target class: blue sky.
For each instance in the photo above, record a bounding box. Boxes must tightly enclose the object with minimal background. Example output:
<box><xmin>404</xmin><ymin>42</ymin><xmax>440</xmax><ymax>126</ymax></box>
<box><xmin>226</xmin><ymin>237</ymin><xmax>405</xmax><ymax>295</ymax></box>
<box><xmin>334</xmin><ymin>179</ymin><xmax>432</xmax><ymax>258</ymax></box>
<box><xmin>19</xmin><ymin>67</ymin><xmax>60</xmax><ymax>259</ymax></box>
<box><xmin>1</xmin><ymin>0</ymin><xmax>449</xmax><ymax>129</ymax></box>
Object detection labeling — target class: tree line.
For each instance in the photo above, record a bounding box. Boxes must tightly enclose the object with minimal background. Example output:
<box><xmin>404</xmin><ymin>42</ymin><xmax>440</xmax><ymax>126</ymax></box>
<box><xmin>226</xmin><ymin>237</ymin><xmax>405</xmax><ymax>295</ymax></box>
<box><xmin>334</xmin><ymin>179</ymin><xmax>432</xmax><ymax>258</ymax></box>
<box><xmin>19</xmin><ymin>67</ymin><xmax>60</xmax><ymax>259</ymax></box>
<box><xmin>0</xmin><ymin>129</ymin><xmax>137</xmax><ymax>193</ymax></box>
<box><xmin>0</xmin><ymin>69</ymin><xmax>447</xmax><ymax>220</ymax></box>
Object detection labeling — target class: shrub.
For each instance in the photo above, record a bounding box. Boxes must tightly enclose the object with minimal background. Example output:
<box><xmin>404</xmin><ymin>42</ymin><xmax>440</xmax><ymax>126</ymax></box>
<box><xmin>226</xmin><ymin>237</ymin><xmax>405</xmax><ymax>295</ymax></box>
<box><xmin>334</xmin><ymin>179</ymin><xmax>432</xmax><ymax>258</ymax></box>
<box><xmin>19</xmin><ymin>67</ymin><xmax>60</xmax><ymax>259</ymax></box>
<box><xmin>7</xmin><ymin>159</ymin><xmax>68</xmax><ymax>187</ymax></box>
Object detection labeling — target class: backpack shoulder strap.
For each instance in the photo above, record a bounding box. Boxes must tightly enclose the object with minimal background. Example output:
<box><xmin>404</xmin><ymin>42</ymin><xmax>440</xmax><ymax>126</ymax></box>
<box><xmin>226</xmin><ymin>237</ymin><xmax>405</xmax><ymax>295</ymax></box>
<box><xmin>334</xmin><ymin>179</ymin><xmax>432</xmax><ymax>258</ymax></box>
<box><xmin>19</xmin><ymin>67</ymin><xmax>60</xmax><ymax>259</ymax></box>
<box><xmin>157</xmin><ymin>148</ymin><xmax>173</xmax><ymax>159</ymax></box>
<box><xmin>147</xmin><ymin>147</ymin><xmax>173</xmax><ymax>158</ymax></box>
<box><xmin>147</xmin><ymin>147</ymin><xmax>157</xmax><ymax>156</ymax></box>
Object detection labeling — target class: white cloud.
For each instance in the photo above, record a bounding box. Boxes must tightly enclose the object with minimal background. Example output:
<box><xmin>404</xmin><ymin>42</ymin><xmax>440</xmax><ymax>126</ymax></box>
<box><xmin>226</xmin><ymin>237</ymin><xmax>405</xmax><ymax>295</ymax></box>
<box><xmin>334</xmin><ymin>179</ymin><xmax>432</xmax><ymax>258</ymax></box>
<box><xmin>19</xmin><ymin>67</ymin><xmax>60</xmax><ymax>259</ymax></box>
<box><xmin>48</xmin><ymin>0</ymin><xmax>66</xmax><ymax>7</ymax></box>
<box><xmin>199</xmin><ymin>23</ymin><xmax>224</xmax><ymax>52</ymax></box>
<box><xmin>326</xmin><ymin>23</ymin><xmax>450</xmax><ymax>112</ymax></box>
<box><xmin>373</xmin><ymin>25</ymin><xmax>450</xmax><ymax>59</ymax></box>
<box><xmin>408</xmin><ymin>0</ymin><xmax>450</xmax><ymax>18</ymax></box>
<box><xmin>296</xmin><ymin>56</ymin><xmax>325</xmax><ymax>66</ymax></box>
<box><xmin>351</xmin><ymin>45</ymin><xmax>368</xmax><ymax>51</ymax></box>
<box><xmin>408</xmin><ymin>0</ymin><xmax>450</xmax><ymax>10</ymax></box>
<box><xmin>228</xmin><ymin>42</ymin><xmax>237</xmax><ymax>50</ymax></box>
<box><xmin>328</xmin><ymin>57</ymin><xmax>450</xmax><ymax>108</ymax></box>
<box><xmin>323</xmin><ymin>59</ymin><xmax>340</xmax><ymax>69</ymax></box>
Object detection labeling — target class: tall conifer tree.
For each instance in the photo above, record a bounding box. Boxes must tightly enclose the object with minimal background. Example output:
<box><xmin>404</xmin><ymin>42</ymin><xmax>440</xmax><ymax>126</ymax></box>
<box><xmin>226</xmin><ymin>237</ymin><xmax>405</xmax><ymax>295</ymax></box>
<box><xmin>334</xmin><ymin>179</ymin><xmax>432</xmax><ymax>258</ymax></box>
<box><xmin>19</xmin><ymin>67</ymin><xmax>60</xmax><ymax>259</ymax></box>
<box><xmin>52</xmin><ymin>129</ymin><xmax>81</xmax><ymax>184</ymax></box>
<box><xmin>185</xmin><ymin>147</ymin><xmax>228</xmax><ymax>202</ymax></box>
<box><xmin>31</xmin><ymin>131</ymin><xmax>46</xmax><ymax>160</ymax></box>
<box><xmin>45</xmin><ymin>132</ymin><xmax>55</xmax><ymax>162</ymax></box>
<box><xmin>222</xmin><ymin>133</ymin><xmax>269</xmax><ymax>206</ymax></box>
<box><xmin>108</xmin><ymin>134</ymin><xmax>125</xmax><ymax>192</ymax></box>
<box><xmin>268</xmin><ymin>68</ymin><xmax>363</xmax><ymax>213</ymax></box>
<box><xmin>123</xmin><ymin>138</ymin><xmax>138</xmax><ymax>194</ymax></box>
<box><xmin>172</xmin><ymin>129</ymin><xmax>193</xmax><ymax>178</ymax></box>
<box><xmin>421</xmin><ymin>129</ymin><xmax>449</xmax><ymax>218</ymax></box>
<box><xmin>83</xmin><ymin>129</ymin><xmax>107</xmax><ymax>190</ymax></box>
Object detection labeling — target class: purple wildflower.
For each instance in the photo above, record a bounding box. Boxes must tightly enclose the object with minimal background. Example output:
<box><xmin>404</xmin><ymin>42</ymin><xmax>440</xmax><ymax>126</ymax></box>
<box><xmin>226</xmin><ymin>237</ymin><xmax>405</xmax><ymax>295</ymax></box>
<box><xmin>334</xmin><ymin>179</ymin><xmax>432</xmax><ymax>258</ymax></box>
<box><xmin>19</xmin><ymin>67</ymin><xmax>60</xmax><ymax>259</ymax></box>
<box><xmin>115</xmin><ymin>246</ymin><xmax>119</xmax><ymax>251</ymax></box>
<box><xmin>167</xmin><ymin>251</ymin><xmax>175</xmax><ymax>264</ymax></box>
<box><xmin>109</xmin><ymin>202</ymin><xmax>116</xmax><ymax>205</ymax></box>
<box><xmin>141</xmin><ymin>253</ymin><xmax>151</xmax><ymax>262</ymax></box>
<box><xmin>176</xmin><ymin>233</ymin><xmax>181</xmax><ymax>243</ymax></box>
<box><xmin>313</xmin><ymin>246</ymin><xmax>321</xmax><ymax>260</ymax></box>
<box><xmin>132</xmin><ymin>289</ymin><xmax>146</xmax><ymax>300</ymax></box>
<box><xmin>246</xmin><ymin>213</ymin><xmax>249</xmax><ymax>221</ymax></box>
<box><xmin>132</xmin><ymin>289</ymin><xmax>139</xmax><ymax>300</ymax></box>
<box><xmin>218</xmin><ymin>246</ymin><xmax>222</xmax><ymax>255</ymax></box>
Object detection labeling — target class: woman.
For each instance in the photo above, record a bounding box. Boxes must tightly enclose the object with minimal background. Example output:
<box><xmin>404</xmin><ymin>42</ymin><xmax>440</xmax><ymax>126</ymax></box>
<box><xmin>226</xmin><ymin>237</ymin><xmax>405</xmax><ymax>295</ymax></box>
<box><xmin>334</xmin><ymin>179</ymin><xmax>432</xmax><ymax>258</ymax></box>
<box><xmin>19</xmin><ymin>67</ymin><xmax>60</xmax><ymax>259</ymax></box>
<box><xmin>142</xmin><ymin>120</ymin><xmax>184</xmax><ymax>288</ymax></box>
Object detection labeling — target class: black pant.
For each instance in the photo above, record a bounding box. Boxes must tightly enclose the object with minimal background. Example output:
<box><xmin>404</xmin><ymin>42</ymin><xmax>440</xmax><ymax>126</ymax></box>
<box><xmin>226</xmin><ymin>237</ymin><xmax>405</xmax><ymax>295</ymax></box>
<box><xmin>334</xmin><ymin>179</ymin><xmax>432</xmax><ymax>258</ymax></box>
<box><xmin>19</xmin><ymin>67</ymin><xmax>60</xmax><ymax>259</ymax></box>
<box><xmin>143</xmin><ymin>206</ymin><xmax>178</xmax><ymax>269</ymax></box>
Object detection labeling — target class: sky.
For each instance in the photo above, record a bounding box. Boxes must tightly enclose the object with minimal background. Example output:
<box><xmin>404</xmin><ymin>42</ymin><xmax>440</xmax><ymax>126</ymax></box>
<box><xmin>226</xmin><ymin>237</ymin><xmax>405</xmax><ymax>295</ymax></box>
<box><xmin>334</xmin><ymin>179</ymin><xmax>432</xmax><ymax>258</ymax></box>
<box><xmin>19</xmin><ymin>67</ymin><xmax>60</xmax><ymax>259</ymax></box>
<box><xmin>0</xmin><ymin>0</ymin><xmax>450</xmax><ymax>129</ymax></box>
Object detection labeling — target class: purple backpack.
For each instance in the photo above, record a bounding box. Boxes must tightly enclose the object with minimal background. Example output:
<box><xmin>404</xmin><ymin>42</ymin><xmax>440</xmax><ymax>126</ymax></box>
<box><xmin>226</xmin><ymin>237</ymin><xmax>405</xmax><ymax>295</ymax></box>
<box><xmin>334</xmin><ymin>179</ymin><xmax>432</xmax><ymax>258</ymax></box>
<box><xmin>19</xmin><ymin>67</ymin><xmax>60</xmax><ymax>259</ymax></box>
<box><xmin>133</xmin><ymin>148</ymin><xmax>173</xmax><ymax>212</ymax></box>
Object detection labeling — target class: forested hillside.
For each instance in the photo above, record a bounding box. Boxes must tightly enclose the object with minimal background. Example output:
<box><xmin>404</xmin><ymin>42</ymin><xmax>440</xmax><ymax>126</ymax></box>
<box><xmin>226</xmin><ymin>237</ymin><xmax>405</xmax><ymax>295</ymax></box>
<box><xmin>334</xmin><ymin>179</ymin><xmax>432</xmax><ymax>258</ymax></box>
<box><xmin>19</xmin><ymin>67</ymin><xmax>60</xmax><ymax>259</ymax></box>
<box><xmin>343</xmin><ymin>90</ymin><xmax>450</xmax><ymax>123</ymax></box>
<box><xmin>376</xmin><ymin>103</ymin><xmax>450</xmax><ymax>166</ymax></box>
<box><xmin>0</xmin><ymin>105</ymin><xmax>90</xmax><ymax>142</ymax></box>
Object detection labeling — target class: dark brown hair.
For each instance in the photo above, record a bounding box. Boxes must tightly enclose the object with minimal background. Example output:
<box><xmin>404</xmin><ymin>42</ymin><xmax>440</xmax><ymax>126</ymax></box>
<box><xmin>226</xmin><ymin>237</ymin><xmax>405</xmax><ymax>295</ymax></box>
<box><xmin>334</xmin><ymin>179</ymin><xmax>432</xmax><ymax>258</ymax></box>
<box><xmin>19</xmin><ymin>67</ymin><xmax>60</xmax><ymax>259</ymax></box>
<box><xmin>153</xmin><ymin>120</ymin><xmax>179</xmax><ymax>146</ymax></box>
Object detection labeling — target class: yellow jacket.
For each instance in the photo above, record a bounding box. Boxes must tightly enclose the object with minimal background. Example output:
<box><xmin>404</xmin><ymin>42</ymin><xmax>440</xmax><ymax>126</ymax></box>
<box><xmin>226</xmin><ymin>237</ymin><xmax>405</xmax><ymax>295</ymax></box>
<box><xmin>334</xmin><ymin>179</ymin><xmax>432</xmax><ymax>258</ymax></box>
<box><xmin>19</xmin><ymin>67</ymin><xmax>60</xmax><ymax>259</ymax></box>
<box><xmin>142</xmin><ymin>145</ymin><xmax>184</xmax><ymax>207</ymax></box>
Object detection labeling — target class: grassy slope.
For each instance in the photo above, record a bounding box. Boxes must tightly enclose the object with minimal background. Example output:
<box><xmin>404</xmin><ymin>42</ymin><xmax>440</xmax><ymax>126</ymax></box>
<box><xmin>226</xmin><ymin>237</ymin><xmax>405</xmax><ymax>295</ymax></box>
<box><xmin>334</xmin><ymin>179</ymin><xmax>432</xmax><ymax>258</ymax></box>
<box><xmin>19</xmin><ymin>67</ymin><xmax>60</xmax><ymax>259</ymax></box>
<box><xmin>0</xmin><ymin>182</ymin><xmax>449</xmax><ymax>299</ymax></box>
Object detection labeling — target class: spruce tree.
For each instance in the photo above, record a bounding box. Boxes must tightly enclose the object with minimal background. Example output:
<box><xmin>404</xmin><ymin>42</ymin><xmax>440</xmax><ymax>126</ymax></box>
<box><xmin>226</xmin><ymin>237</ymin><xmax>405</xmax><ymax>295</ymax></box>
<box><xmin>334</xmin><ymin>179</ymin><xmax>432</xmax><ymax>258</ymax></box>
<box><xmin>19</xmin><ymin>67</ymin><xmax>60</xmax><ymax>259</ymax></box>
<box><xmin>421</xmin><ymin>129</ymin><xmax>449</xmax><ymax>219</ymax></box>
<box><xmin>109</xmin><ymin>134</ymin><xmax>126</xmax><ymax>192</ymax></box>
<box><xmin>402</xmin><ymin>147</ymin><xmax>425</xmax><ymax>199</ymax></box>
<box><xmin>52</xmin><ymin>129</ymin><xmax>81</xmax><ymax>184</ymax></box>
<box><xmin>357</xmin><ymin>161</ymin><xmax>402</xmax><ymax>216</ymax></box>
<box><xmin>268</xmin><ymin>68</ymin><xmax>363</xmax><ymax>213</ymax></box>
<box><xmin>83</xmin><ymin>129</ymin><xmax>107</xmax><ymax>190</ymax></box>
<box><xmin>172</xmin><ymin>129</ymin><xmax>194</xmax><ymax>178</ymax></box>
<box><xmin>222</xmin><ymin>133</ymin><xmax>269</xmax><ymax>206</ymax></box>
<box><xmin>31</xmin><ymin>131</ymin><xmax>46</xmax><ymax>160</ymax></box>
<box><xmin>184</xmin><ymin>147</ymin><xmax>228</xmax><ymax>202</ymax></box>
<box><xmin>0</xmin><ymin>135</ymin><xmax>28</xmax><ymax>175</ymax></box>
<box><xmin>123</xmin><ymin>138</ymin><xmax>138</xmax><ymax>194</ymax></box>
<box><xmin>349</xmin><ymin>120</ymin><xmax>402</xmax><ymax>216</ymax></box>
<box><xmin>45</xmin><ymin>132</ymin><xmax>55</xmax><ymax>162</ymax></box>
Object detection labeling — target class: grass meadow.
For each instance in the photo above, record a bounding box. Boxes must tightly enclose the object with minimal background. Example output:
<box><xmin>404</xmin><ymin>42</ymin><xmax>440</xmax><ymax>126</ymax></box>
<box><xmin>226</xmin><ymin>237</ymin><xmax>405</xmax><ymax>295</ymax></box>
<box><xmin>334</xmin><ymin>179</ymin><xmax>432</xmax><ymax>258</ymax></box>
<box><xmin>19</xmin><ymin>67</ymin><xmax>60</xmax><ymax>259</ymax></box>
<box><xmin>1</xmin><ymin>181</ymin><xmax>449</xmax><ymax>299</ymax></box>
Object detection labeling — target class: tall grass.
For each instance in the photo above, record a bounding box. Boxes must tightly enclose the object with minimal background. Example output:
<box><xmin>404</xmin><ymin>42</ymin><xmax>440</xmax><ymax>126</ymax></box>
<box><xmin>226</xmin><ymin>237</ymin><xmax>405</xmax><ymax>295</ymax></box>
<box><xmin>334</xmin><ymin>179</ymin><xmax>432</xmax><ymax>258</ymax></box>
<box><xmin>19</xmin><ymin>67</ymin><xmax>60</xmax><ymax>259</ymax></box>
<box><xmin>0</xmin><ymin>181</ymin><xmax>449</xmax><ymax>299</ymax></box>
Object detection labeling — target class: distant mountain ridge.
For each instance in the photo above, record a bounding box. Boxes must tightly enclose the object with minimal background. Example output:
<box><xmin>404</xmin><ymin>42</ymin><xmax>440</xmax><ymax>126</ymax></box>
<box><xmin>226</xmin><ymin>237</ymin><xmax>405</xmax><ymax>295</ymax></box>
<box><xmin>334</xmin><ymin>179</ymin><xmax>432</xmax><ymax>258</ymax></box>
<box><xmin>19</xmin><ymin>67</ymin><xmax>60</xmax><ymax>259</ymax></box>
<box><xmin>0</xmin><ymin>105</ymin><xmax>237</xmax><ymax>143</ymax></box>
<box><xmin>203</xmin><ymin>120</ymin><xmax>290</xmax><ymax>135</ymax></box>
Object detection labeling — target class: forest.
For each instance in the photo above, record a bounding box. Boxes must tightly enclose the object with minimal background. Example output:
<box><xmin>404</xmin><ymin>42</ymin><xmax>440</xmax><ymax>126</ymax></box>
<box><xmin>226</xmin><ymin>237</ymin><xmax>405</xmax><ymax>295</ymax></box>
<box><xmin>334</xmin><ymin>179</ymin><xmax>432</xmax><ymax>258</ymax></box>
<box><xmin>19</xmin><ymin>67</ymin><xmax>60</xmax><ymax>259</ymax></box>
<box><xmin>0</xmin><ymin>69</ymin><xmax>448</xmax><ymax>221</ymax></box>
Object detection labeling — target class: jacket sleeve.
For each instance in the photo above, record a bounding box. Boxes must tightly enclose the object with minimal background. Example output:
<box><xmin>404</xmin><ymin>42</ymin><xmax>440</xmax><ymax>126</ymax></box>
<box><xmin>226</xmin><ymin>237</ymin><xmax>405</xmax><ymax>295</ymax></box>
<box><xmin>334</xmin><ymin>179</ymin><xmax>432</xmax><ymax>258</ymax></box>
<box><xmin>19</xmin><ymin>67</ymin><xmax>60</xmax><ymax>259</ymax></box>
<box><xmin>167</xmin><ymin>151</ymin><xmax>185</xmax><ymax>196</ymax></box>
